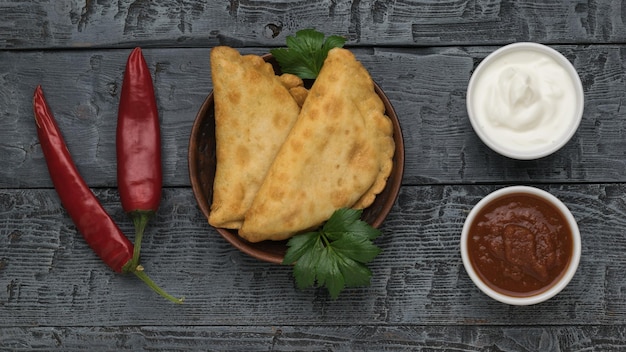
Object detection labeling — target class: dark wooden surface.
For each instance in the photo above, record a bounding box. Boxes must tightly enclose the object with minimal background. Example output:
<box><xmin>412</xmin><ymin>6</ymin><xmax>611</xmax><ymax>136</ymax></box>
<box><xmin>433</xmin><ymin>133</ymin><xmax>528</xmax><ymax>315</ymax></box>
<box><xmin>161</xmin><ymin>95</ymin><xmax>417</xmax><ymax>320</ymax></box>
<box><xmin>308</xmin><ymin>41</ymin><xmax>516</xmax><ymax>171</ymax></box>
<box><xmin>1</xmin><ymin>1</ymin><xmax>626</xmax><ymax>351</ymax></box>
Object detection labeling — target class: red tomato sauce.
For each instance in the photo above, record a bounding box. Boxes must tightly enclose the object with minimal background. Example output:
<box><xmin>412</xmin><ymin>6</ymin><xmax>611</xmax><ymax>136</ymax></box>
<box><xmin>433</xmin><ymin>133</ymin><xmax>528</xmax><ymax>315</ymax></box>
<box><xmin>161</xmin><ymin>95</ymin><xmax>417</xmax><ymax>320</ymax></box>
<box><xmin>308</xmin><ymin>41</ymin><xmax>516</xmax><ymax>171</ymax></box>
<box><xmin>467</xmin><ymin>193</ymin><xmax>573</xmax><ymax>297</ymax></box>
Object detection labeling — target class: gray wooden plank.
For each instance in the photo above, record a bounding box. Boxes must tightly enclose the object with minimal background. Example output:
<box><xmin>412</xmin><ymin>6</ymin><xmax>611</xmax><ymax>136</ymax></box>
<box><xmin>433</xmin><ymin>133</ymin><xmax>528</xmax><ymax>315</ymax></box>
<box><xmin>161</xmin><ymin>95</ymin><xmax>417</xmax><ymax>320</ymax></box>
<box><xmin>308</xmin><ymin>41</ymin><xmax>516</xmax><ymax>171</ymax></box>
<box><xmin>0</xmin><ymin>185</ymin><xmax>624</xmax><ymax>327</ymax></box>
<box><xmin>1</xmin><ymin>1</ymin><xmax>626</xmax><ymax>50</ymax></box>
<box><xmin>1</xmin><ymin>325</ymin><xmax>625</xmax><ymax>351</ymax></box>
<box><xmin>2</xmin><ymin>45</ymin><xmax>626</xmax><ymax>188</ymax></box>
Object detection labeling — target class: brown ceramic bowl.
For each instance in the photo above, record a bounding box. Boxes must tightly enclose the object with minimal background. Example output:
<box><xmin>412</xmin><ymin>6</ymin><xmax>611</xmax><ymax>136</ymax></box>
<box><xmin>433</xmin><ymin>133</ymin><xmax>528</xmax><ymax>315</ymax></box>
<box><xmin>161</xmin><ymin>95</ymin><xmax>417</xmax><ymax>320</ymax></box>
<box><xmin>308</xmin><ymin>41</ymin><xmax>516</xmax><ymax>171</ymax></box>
<box><xmin>188</xmin><ymin>54</ymin><xmax>405</xmax><ymax>264</ymax></box>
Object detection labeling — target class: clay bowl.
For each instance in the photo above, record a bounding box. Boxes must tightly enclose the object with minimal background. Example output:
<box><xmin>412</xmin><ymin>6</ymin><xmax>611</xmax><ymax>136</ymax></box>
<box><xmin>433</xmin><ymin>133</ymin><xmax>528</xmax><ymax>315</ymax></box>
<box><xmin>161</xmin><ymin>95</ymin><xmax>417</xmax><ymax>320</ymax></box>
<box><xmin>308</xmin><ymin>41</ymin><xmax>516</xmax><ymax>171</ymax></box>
<box><xmin>188</xmin><ymin>54</ymin><xmax>405</xmax><ymax>264</ymax></box>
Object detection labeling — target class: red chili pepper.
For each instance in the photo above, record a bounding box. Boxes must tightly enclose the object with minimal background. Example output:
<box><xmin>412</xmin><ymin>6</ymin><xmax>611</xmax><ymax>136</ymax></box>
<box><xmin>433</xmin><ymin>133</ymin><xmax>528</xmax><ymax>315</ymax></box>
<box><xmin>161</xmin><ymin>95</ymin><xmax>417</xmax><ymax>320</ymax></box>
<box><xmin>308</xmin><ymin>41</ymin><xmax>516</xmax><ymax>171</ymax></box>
<box><xmin>33</xmin><ymin>85</ymin><xmax>182</xmax><ymax>304</ymax></box>
<box><xmin>117</xmin><ymin>47</ymin><xmax>162</xmax><ymax>268</ymax></box>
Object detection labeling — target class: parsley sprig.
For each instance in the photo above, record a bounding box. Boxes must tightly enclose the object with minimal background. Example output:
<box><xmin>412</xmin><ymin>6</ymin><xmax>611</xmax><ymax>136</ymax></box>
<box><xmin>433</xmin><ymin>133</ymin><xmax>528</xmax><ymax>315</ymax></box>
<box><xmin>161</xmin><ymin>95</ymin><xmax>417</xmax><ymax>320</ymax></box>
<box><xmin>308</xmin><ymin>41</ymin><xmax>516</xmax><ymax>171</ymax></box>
<box><xmin>282</xmin><ymin>208</ymin><xmax>382</xmax><ymax>299</ymax></box>
<box><xmin>270</xmin><ymin>29</ymin><xmax>346</xmax><ymax>79</ymax></box>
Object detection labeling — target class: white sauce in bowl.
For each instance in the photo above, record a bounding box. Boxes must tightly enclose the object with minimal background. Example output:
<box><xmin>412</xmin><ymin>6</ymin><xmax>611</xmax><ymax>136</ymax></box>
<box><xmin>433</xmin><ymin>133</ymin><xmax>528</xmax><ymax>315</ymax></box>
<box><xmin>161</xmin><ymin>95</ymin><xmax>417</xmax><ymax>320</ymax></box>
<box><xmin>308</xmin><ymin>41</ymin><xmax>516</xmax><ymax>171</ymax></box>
<box><xmin>467</xmin><ymin>43</ymin><xmax>584</xmax><ymax>160</ymax></box>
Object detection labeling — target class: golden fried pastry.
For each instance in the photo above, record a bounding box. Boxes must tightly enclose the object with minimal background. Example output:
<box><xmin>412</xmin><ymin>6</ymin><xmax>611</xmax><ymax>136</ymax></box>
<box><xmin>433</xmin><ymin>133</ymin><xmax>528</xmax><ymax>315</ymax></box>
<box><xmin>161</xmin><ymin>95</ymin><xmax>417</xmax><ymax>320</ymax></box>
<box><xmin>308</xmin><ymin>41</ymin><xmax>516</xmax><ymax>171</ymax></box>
<box><xmin>278</xmin><ymin>73</ymin><xmax>309</xmax><ymax>106</ymax></box>
<box><xmin>279</xmin><ymin>73</ymin><xmax>304</xmax><ymax>89</ymax></box>
<box><xmin>288</xmin><ymin>86</ymin><xmax>309</xmax><ymax>107</ymax></box>
<box><xmin>208</xmin><ymin>46</ymin><xmax>301</xmax><ymax>229</ymax></box>
<box><xmin>239</xmin><ymin>48</ymin><xmax>394</xmax><ymax>242</ymax></box>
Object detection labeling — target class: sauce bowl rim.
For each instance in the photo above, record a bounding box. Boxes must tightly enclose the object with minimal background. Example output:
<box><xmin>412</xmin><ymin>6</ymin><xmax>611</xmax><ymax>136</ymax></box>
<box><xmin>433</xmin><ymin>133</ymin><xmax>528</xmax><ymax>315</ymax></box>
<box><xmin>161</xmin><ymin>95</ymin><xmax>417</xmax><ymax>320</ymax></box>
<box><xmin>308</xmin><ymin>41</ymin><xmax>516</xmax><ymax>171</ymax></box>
<box><xmin>460</xmin><ymin>185</ymin><xmax>582</xmax><ymax>305</ymax></box>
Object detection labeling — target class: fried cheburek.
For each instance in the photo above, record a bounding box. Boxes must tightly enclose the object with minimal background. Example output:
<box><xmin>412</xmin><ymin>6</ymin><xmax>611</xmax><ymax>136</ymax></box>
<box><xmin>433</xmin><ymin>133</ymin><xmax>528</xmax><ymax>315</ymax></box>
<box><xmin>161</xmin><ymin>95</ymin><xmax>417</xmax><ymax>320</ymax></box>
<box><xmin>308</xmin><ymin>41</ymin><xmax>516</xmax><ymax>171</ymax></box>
<box><xmin>208</xmin><ymin>46</ymin><xmax>302</xmax><ymax>229</ymax></box>
<box><xmin>238</xmin><ymin>48</ymin><xmax>395</xmax><ymax>242</ymax></box>
<box><xmin>279</xmin><ymin>73</ymin><xmax>309</xmax><ymax>107</ymax></box>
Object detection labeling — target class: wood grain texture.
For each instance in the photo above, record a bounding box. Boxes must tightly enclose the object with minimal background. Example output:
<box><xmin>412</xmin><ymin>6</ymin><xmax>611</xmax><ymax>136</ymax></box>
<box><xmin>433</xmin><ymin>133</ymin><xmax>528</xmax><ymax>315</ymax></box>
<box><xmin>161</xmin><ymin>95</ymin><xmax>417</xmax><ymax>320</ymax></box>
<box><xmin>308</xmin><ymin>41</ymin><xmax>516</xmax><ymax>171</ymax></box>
<box><xmin>1</xmin><ymin>325</ymin><xmax>625</xmax><ymax>351</ymax></box>
<box><xmin>3</xmin><ymin>1</ymin><xmax>626</xmax><ymax>349</ymax></box>
<box><xmin>1</xmin><ymin>0</ymin><xmax>626</xmax><ymax>49</ymax></box>
<box><xmin>2</xmin><ymin>45</ymin><xmax>626</xmax><ymax>188</ymax></box>
<box><xmin>0</xmin><ymin>185</ymin><xmax>624</xmax><ymax>327</ymax></box>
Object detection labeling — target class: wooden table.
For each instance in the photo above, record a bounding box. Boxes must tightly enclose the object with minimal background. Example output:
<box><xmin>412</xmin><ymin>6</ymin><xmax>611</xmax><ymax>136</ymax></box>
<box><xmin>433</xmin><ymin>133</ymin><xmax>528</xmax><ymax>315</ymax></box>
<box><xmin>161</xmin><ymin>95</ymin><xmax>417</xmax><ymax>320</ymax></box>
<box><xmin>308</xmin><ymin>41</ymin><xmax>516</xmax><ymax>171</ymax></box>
<box><xmin>1</xmin><ymin>1</ymin><xmax>625</xmax><ymax>350</ymax></box>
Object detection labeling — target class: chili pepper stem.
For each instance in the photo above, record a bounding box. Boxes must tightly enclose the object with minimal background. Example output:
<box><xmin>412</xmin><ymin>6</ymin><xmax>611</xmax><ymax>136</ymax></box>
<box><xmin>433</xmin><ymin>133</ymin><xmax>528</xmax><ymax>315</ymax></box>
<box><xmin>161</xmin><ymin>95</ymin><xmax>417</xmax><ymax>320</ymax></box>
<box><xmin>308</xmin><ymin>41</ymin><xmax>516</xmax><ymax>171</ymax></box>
<box><xmin>132</xmin><ymin>265</ymin><xmax>184</xmax><ymax>304</ymax></box>
<box><xmin>129</xmin><ymin>210</ymin><xmax>153</xmax><ymax>269</ymax></box>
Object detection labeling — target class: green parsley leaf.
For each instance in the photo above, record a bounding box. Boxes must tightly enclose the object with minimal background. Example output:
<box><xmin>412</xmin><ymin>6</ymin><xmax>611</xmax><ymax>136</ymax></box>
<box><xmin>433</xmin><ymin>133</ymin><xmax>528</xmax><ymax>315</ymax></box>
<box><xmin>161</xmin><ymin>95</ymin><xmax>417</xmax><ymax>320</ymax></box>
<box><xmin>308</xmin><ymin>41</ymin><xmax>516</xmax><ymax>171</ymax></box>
<box><xmin>335</xmin><ymin>253</ymin><xmax>373</xmax><ymax>287</ymax></box>
<box><xmin>315</xmin><ymin>248</ymin><xmax>344</xmax><ymax>298</ymax></box>
<box><xmin>284</xmin><ymin>230</ymin><xmax>322</xmax><ymax>288</ymax></box>
<box><xmin>282</xmin><ymin>208</ymin><xmax>382</xmax><ymax>299</ymax></box>
<box><xmin>331</xmin><ymin>233</ymin><xmax>381</xmax><ymax>263</ymax></box>
<box><xmin>324</xmin><ymin>208</ymin><xmax>381</xmax><ymax>241</ymax></box>
<box><xmin>270</xmin><ymin>29</ymin><xmax>346</xmax><ymax>79</ymax></box>
<box><xmin>283</xmin><ymin>230</ymin><xmax>318</xmax><ymax>265</ymax></box>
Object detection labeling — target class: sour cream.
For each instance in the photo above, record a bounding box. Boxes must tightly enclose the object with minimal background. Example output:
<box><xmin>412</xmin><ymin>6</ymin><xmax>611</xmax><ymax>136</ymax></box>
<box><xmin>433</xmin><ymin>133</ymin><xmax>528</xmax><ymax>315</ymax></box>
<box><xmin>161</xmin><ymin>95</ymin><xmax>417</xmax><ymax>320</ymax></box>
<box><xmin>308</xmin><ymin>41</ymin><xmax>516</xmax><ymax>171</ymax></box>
<box><xmin>467</xmin><ymin>43</ymin><xmax>584</xmax><ymax>160</ymax></box>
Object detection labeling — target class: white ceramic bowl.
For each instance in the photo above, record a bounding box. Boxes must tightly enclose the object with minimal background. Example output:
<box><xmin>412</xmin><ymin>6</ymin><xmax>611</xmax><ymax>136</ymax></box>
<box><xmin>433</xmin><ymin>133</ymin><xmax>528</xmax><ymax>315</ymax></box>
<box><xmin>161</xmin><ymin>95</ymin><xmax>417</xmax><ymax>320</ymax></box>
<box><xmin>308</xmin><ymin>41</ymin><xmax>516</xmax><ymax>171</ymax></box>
<box><xmin>466</xmin><ymin>42</ymin><xmax>584</xmax><ymax>160</ymax></box>
<box><xmin>461</xmin><ymin>186</ymin><xmax>581</xmax><ymax>305</ymax></box>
